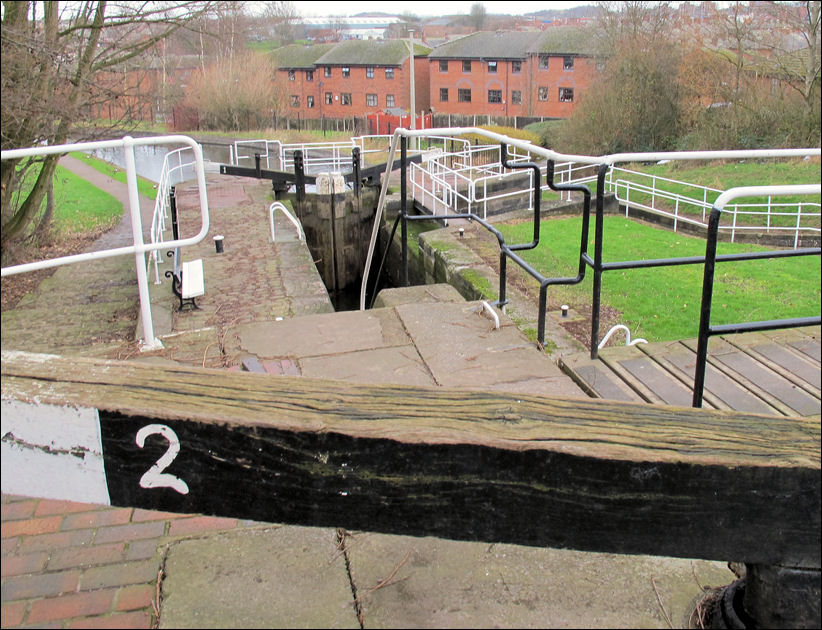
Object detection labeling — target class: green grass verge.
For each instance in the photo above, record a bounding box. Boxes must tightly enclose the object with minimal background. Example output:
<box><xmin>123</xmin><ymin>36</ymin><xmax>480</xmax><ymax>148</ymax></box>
<box><xmin>51</xmin><ymin>167</ymin><xmax>124</xmax><ymax>236</ymax></box>
<box><xmin>71</xmin><ymin>152</ymin><xmax>157</xmax><ymax>200</ymax></box>
<box><xmin>498</xmin><ymin>216</ymin><xmax>821</xmax><ymax>343</ymax></box>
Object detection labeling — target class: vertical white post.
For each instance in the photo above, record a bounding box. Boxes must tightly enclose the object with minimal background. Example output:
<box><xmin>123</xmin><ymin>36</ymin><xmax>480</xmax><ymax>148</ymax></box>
<box><xmin>408</xmin><ymin>30</ymin><xmax>417</xmax><ymax>151</ymax></box>
<box><xmin>124</xmin><ymin>137</ymin><xmax>161</xmax><ymax>350</ymax></box>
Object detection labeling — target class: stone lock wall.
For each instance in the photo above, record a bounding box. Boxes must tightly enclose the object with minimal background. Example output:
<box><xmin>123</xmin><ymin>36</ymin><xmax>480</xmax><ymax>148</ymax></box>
<box><xmin>293</xmin><ymin>177</ymin><xmax>379</xmax><ymax>295</ymax></box>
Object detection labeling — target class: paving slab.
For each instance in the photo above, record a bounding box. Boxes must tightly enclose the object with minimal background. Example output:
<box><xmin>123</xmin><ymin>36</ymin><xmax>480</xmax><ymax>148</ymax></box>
<box><xmin>335</xmin><ymin>532</ymin><xmax>734</xmax><ymax>629</ymax></box>
<box><xmin>159</xmin><ymin>526</ymin><xmax>360</xmax><ymax>629</ymax></box>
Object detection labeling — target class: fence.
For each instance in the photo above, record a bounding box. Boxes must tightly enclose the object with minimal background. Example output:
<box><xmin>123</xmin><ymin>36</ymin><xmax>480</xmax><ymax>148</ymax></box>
<box><xmin>1</xmin><ymin>135</ymin><xmax>210</xmax><ymax>350</ymax></box>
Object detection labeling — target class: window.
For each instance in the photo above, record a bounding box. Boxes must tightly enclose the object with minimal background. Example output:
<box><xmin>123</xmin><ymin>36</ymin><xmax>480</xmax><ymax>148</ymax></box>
<box><xmin>511</xmin><ymin>90</ymin><xmax>521</xmax><ymax>105</ymax></box>
<box><xmin>341</xmin><ymin>92</ymin><xmax>352</xmax><ymax>105</ymax></box>
<box><xmin>324</xmin><ymin>66</ymin><xmax>332</xmax><ymax>78</ymax></box>
<box><xmin>439</xmin><ymin>60</ymin><xmax>448</xmax><ymax>72</ymax></box>
<box><xmin>342</xmin><ymin>67</ymin><xmax>350</xmax><ymax>78</ymax></box>
<box><xmin>539</xmin><ymin>54</ymin><xmax>549</xmax><ymax>70</ymax></box>
<box><xmin>538</xmin><ymin>86</ymin><xmax>548</xmax><ymax>101</ymax></box>
<box><xmin>366</xmin><ymin>93</ymin><xmax>378</xmax><ymax>106</ymax></box>
<box><xmin>385</xmin><ymin>67</ymin><xmax>394</xmax><ymax>79</ymax></box>
<box><xmin>290</xmin><ymin>95</ymin><xmax>300</xmax><ymax>107</ymax></box>
<box><xmin>462</xmin><ymin>60</ymin><xmax>471</xmax><ymax>72</ymax></box>
<box><xmin>386</xmin><ymin>94</ymin><xmax>395</xmax><ymax>107</ymax></box>
<box><xmin>559</xmin><ymin>87</ymin><xmax>574</xmax><ymax>102</ymax></box>
<box><xmin>458</xmin><ymin>88</ymin><xmax>471</xmax><ymax>103</ymax></box>
<box><xmin>512</xmin><ymin>60</ymin><xmax>522</xmax><ymax>74</ymax></box>
<box><xmin>325</xmin><ymin>92</ymin><xmax>333</xmax><ymax>105</ymax></box>
<box><xmin>439</xmin><ymin>88</ymin><xmax>449</xmax><ymax>102</ymax></box>
<box><xmin>488</xmin><ymin>60</ymin><xmax>497</xmax><ymax>73</ymax></box>
<box><xmin>366</xmin><ymin>67</ymin><xmax>374</xmax><ymax>78</ymax></box>
<box><xmin>563</xmin><ymin>56</ymin><xmax>574</xmax><ymax>70</ymax></box>
<box><xmin>306</xmin><ymin>70</ymin><xmax>314</xmax><ymax>82</ymax></box>
<box><xmin>488</xmin><ymin>89</ymin><xmax>502</xmax><ymax>103</ymax></box>
<box><xmin>307</xmin><ymin>95</ymin><xmax>315</xmax><ymax>108</ymax></box>
<box><xmin>288</xmin><ymin>70</ymin><xmax>295</xmax><ymax>81</ymax></box>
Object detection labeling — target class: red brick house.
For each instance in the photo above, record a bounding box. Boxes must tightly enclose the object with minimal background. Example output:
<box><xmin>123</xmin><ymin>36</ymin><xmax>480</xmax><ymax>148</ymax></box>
<box><xmin>273</xmin><ymin>40</ymin><xmax>431</xmax><ymax>120</ymax></box>
<box><xmin>427</xmin><ymin>28</ymin><xmax>598</xmax><ymax>119</ymax></box>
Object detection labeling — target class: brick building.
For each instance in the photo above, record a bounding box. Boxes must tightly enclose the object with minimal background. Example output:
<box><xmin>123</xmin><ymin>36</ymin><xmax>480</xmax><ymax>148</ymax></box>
<box><xmin>273</xmin><ymin>40</ymin><xmax>431</xmax><ymax>121</ymax></box>
<box><xmin>427</xmin><ymin>28</ymin><xmax>598</xmax><ymax>119</ymax></box>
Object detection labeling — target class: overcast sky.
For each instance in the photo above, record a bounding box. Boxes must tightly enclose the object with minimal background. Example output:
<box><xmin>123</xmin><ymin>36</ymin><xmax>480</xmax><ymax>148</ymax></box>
<box><xmin>288</xmin><ymin>1</ymin><xmax>598</xmax><ymax>18</ymax></box>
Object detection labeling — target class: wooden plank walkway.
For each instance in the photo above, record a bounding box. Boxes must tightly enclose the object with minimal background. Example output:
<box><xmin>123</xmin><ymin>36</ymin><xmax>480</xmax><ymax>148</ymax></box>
<box><xmin>559</xmin><ymin>326</ymin><xmax>821</xmax><ymax>417</ymax></box>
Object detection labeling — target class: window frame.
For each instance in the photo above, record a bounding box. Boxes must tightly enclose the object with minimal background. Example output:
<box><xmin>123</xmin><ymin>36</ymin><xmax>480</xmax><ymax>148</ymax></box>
<box><xmin>538</xmin><ymin>86</ymin><xmax>549</xmax><ymax>101</ymax></box>
<box><xmin>462</xmin><ymin>60</ymin><xmax>471</xmax><ymax>72</ymax></box>
<box><xmin>366</xmin><ymin>67</ymin><xmax>374</xmax><ymax>79</ymax></box>
<box><xmin>290</xmin><ymin>94</ymin><xmax>300</xmax><ymax>107</ymax></box>
<box><xmin>512</xmin><ymin>60</ymin><xmax>522</xmax><ymax>74</ymax></box>
<box><xmin>439</xmin><ymin>87</ymin><xmax>449</xmax><ymax>102</ymax></box>
<box><xmin>324</xmin><ymin>66</ymin><xmax>332</xmax><ymax>78</ymax></box>
<box><xmin>342</xmin><ymin>66</ymin><xmax>350</xmax><ymax>78</ymax></box>
<box><xmin>488</xmin><ymin>89</ymin><xmax>502</xmax><ymax>103</ymax></box>
<box><xmin>307</xmin><ymin>95</ymin><xmax>315</xmax><ymax>108</ymax></box>
<box><xmin>439</xmin><ymin>60</ymin><xmax>448</xmax><ymax>72</ymax></box>
<box><xmin>488</xmin><ymin>60</ymin><xmax>498</xmax><ymax>73</ymax></box>
<box><xmin>511</xmin><ymin>90</ymin><xmax>522</xmax><ymax>105</ymax></box>
<box><xmin>306</xmin><ymin>70</ymin><xmax>314</xmax><ymax>82</ymax></box>
<box><xmin>366</xmin><ymin>93</ymin><xmax>378</xmax><ymax>107</ymax></box>
<box><xmin>288</xmin><ymin>70</ymin><xmax>295</xmax><ymax>81</ymax></box>
<box><xmin>559</xmin><ymin>87</ymin><xmax>574</xmax><ymax>102</ymax></box>
<box><xmin>539</xmin><ymin>54</ymin><xmax>549</xmax><ymax>70</ymax></box>
<box><xmin>341</xmin><ymin>92</ymin><xmax>352</xmax><ymax>106</ymax></box>
<box><xmin>386</xmin><ymin>94</ymin><xmax>395</xmax><ymax>107</ymax></box>
<box><xmin>563</xmin><ymin>56</ymin><xmax>574</xmax><ymax>71</ymax></box>
<box><xmin>458</xmin><ymin>88</ymin><xmax>471</xmax><ymax>103</ymax></box>
<box><xmin>325</xmin><ymin>92</ymin><xmax>333</xmax><ymax>105</ymax></box>
<box><xmin>385</xmin><ymin>67</ymin><xmax>394</xmax><ymax>79</ymax></box>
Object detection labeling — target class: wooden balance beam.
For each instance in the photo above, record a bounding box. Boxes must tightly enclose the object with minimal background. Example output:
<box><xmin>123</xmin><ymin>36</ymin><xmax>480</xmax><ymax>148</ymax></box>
<box><xmin>2</xmin><ymin>350</ymin><xmax>819</xmax><ymax>626</ymax></box>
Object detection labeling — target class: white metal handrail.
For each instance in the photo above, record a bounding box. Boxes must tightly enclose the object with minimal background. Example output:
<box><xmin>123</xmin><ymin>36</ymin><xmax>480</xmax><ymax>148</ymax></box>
<box><xmin>269</xmin><ymin>202</ymin><xmax>304</xmax><ymax>242</ymax></box>
<box><xmin>149</xmin><ymin>146</ymin><xmax>200</xmax><ymax>283</ymax></box>
<box><xmin>1</xmin><ymin>135</ymin><xmax>210</xmax><ymax>350</ymax></box>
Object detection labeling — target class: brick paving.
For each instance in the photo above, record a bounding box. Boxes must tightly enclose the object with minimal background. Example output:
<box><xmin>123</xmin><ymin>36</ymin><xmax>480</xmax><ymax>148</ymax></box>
<box><xmin>1</xmin><ymin>494</ymin><xmax>268</xmax><ymax>629</ymax></box>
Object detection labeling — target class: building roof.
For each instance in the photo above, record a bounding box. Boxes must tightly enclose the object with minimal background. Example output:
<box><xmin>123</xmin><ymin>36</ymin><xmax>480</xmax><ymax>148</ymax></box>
<box><xmin>429</xmin><ymin>31</ymin><xmax>542</xmax><ymax>60</ymax></box>
<box><xmin>429</xmin><ymin>27</ymin><xmax>595</xmax><ymax>59</ymax></box>
<box><xmin>528</xmin><ymin>26</ymin><xmax>597</xmax><ymax>56</ymax></box>
<box><xmin>313</xmin><ymin>39</ymin><xmax>430</xmax><ymax>66</ymax></box>
<box><xmin>271</xmin><ymin>43</ymin><xmax>336</xmax><ymax>69</ymax></box>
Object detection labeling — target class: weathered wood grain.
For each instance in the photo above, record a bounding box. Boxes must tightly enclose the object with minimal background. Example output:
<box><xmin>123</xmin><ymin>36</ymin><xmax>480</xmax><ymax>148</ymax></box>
<box><xmin>2</xmin><ymin>350</ymin><xmax>820</xmax><ymax>567</ymax></box>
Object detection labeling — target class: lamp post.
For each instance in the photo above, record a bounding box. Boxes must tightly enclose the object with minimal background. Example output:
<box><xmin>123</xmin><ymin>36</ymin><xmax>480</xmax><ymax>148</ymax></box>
<box><xmin>407</xmin><ymin>29</ymin><xmax>416</xmax><ymax>149</ymax></box>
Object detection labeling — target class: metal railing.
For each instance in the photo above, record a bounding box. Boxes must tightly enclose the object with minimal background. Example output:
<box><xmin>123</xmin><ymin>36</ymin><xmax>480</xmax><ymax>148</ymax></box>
<box><xmin>608</xmin><ymin>166</ymin><xmax>821</xmax><ymax>247</ymax></box>
<box><xmin>362</xmin><ymin>126</ymin><xmax>820</xmax><ymax>409</ymax></box>
<box><xmin>149</xmin><ymin>146</ymin><xmax>201</xmax><ymax>284</ymax></box>
<box><xmin>1</xmin><ymin>135</ymin><xmax>210</xmax><ymax>350</ymax></box>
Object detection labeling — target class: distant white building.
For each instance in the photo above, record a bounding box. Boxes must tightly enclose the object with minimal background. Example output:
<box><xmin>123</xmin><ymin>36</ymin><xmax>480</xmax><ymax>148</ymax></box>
<box><xmin>300</xmin><ymin>16</ymin><xmax>403</xmax><ymax>40</ymax></box>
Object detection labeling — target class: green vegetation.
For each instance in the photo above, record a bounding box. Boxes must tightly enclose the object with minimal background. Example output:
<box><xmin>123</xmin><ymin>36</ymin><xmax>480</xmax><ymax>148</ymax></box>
<box><xmin>48</xmin><ymin>168</ymin><xmax>123</xmax><ymax>236</ymax></box>
<box><xmin>71</xmin><ymin>152</ymin><xmax>158</xmax><ymax>200</ymax></box>
<box><xmin>497</xmin><ymin>216</ymin><xmax>821</xmax><ymax>343</ymax></box>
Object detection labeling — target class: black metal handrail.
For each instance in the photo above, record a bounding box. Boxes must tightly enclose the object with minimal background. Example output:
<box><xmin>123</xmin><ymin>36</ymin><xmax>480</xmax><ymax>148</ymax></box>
<box><xmin>396</xmin><ymin>145</ymin><xmax>820</xmax><ymax>408</ymax></box>
<box><xmin>692</xmin><ymin>205</ymin><xmax>821</xmax><ymax>407</ymax></box>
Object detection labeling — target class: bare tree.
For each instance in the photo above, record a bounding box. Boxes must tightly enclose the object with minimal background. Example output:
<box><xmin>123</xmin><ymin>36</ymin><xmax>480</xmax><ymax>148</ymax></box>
<box><xmin>469</xmin><ymin>3</ymin><xmax>487</xmax><ymax>32</ymax></box>
<box><xmin>1</xmin><ymin>1</ymin><xmax>219</xmax><ymax>257</ymax></box>
<box><xmin>262</xmin><ymin>1</ymin><xmax>300</xmax><ymax>46</ymax></box>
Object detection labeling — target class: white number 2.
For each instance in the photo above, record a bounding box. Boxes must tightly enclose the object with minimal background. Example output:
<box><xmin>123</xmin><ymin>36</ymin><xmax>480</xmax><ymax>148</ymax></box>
<box><xmin>135</xmin><ymin>424</ymin><xmax>190</xmax><ymax>495</ymax></box>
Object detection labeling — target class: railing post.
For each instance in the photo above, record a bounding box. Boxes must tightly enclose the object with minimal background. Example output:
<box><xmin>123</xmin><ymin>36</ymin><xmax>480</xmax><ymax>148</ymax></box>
<box><xmin>401</xmin><ymin>136</ymin><xmax>408</xmax><ymax>287</ymax></box>
<box><xmin>590</xmin><ymin>164</ymin><xmax>609</xmax><ymax>360</ymax></box>
<box><xmin>123</xmin><ymin>137</ymin><xmax>160</xmax><ymax>350</ymax></box>
<box><xmin>693</xmin><ymin>207</ymin><xmax>722</xmax><ymax>408</ymax></box>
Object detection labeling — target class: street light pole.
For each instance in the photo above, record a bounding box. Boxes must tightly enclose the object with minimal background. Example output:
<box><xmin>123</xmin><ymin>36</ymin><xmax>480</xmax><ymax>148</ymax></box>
<box><xmin>407</xmin><ymin>29</ymin><xmax>416</xmax><ymax>149</ymax></box>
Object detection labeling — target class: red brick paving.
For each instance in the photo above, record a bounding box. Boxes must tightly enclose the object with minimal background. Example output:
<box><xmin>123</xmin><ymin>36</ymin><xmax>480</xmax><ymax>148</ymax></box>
<box><xmin>1</xmin><ymin>494</ymin><xmax>266</xmax><ymax>628</ymax></box>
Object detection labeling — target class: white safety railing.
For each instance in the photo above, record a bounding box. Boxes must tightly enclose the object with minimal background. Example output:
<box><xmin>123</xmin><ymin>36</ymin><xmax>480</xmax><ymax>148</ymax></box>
<box><xmin>1</xmin><ymin>135</ymin><xmax>210</xmax><ymax>350</ymax></box>
<box><xmin>607</xmin><ymin>166</ymin><xmax>821</xmax><ymax>247</ymax></box>
<box><xmin>269</xmin><ymin>202</ymin><xmax>304</xmax><ymax>242</ymax></box>
<box><xmin>149</xmin><ymin>146</ymin><xmax>200</xmax><ymax>284</ymax></box>
<box><xmin>231</xmin><ymin>139</ymin><xmax>280</xmax><ymax>170</ymax></box>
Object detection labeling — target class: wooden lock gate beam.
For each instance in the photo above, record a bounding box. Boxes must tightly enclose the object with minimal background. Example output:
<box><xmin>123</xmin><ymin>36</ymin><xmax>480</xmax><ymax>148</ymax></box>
<box><xmin>2</xmin><ymin>350</ymin><xmax>820</xmax><ymax>626</ymax></box>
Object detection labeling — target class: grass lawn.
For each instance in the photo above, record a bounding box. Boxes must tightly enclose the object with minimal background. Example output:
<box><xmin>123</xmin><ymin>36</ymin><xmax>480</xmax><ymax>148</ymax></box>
<box><xmin>498</xmin><ymin>215</ymin><xmax>821</xmax><ymax>343</ymax></box>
